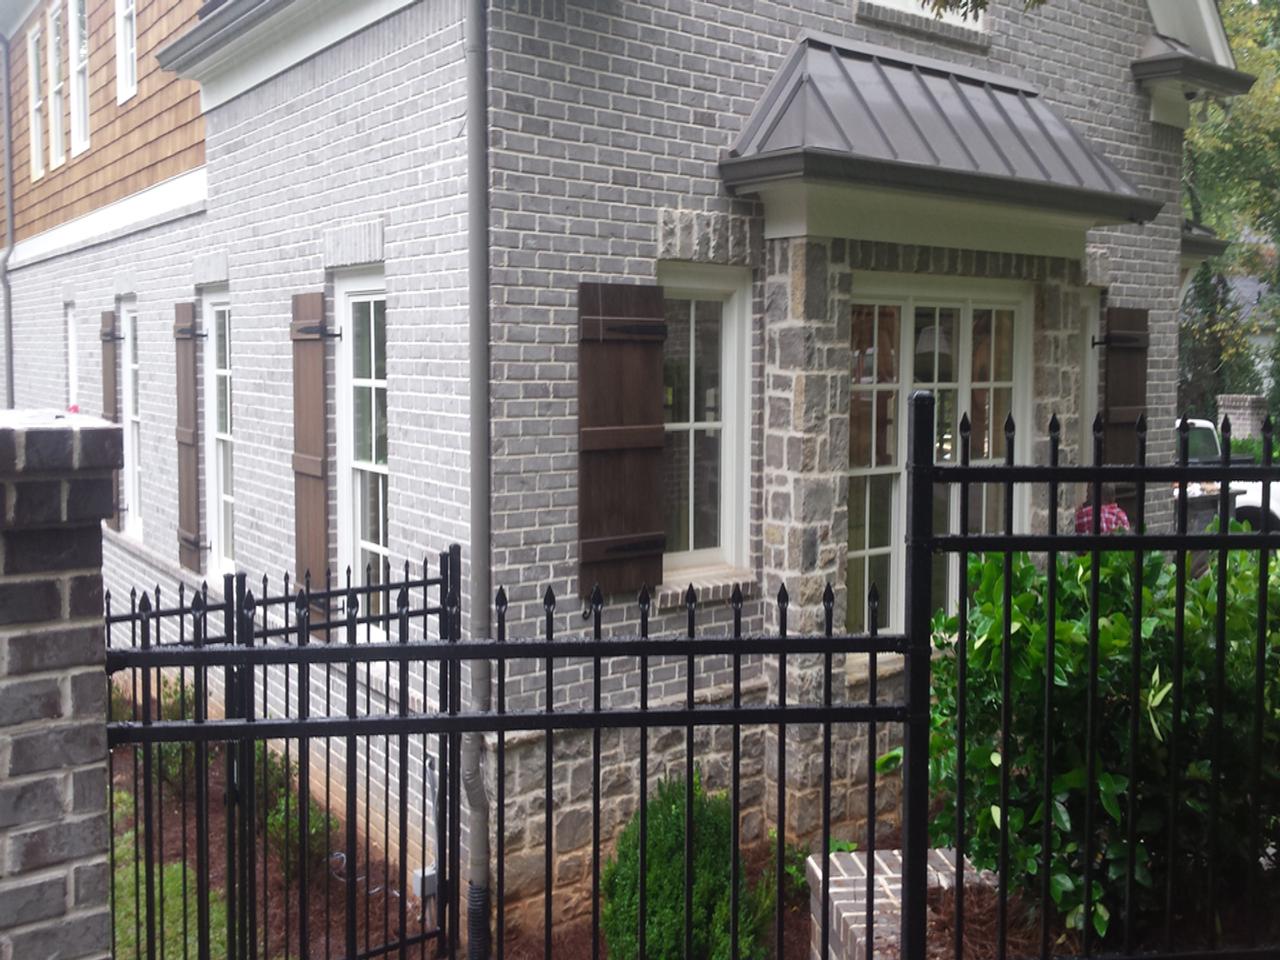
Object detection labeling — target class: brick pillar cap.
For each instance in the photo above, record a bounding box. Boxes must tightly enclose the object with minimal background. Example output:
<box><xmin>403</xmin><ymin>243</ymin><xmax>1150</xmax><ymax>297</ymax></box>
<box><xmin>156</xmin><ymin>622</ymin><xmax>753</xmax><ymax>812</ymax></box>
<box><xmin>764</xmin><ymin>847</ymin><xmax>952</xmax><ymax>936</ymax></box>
<box><xmin>0</xmin><ymin>410</ymin><xmax>123</xmax><ymax>476</ymax></box>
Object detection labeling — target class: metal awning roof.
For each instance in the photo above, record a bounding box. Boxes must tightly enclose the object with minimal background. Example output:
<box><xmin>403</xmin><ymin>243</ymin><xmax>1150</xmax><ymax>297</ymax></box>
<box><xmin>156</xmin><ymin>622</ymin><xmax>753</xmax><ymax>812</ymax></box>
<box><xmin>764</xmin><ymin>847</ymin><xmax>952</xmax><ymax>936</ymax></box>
<box><xmin>721</xmin><ymin>36</ymin><xmax>1164</xmax><ymax>225</ymax></box>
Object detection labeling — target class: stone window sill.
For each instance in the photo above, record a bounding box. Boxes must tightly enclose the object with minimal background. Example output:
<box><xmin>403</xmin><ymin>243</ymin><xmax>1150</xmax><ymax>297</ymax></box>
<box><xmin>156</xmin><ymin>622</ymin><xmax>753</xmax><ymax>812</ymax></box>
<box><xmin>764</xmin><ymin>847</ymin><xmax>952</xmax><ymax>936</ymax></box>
<box><xmin>653</xmin><ymin>566</ymin><xmax>757</xmax><ymax>612</ymax></box>
<box><xmin>856</xmin><ymin>1</ymin><xmax>992</xmax><ymax>52</ymax></box>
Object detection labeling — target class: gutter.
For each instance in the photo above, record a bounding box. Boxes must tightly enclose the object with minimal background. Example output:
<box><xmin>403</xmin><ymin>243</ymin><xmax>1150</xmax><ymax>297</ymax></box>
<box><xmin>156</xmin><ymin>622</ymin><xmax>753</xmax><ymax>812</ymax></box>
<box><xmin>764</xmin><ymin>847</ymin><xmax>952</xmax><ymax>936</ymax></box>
<box><xmin>2</xmin><ymin>33</ymin><xmax>13</xmax><ymax>409</ymax></box>
<box><xmin>462</xmin><ymin>0</ymin><xmax>492</xmax><ymax>954</ymax></box>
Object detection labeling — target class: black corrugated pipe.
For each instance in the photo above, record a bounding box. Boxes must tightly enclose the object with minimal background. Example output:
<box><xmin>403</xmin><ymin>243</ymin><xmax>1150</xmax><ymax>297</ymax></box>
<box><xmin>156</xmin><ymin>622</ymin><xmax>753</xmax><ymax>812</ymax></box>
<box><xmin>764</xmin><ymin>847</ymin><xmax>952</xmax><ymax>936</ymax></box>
<box><xmin>463</xmin><ymin>0</ymin><xmax>492</xmax><ymax>953</ymax></box>
<box><xmin>2</xmin><ymin>32</ymin><xmax>14</xmax><ymax>409</ymax></box>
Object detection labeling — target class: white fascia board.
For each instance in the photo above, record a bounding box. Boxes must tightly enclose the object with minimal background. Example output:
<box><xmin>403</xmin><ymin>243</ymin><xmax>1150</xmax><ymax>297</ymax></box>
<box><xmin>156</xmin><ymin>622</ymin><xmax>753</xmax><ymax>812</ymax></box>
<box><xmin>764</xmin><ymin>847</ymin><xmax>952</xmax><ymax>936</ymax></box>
<box><xmin>9</xmin><ymin>167</ymin><xmax>207</xmax><ymax>269</ymax></box>
<box><xmin>174</xmin><ymin>0</ymin><xmax>419</xmax><ymax>111</ymax></box>
<box><xmin>1147</xmin><ymin>0</ymin><xmax>1235</xmax><ymax>70</ymax></box>
<box><xmin>0</xmin><ymin>0</ymin><xmax>44</xmax><ymax>40</ymax></box>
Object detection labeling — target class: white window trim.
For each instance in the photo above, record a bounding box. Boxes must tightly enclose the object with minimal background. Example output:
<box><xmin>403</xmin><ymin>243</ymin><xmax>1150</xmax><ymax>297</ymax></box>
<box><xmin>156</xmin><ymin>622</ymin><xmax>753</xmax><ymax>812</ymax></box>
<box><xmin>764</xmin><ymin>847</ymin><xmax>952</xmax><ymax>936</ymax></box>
<box><xmin>69</xmin><ymin>0</ymin><xmax>89</xmax><ymax>156</ymax></box>
<box><xmin>334</xmin><ymin>268</ymin><xmax>389</xmax><ymax>633</ymax></box>
<box><xmin>47</xmin><ymin>6</ymin><xmax>65</xmax><ymax>169</ymax></box>
<box><xmin>861</xmin><ymin>0</ymin><xmax>985</xmax><ymax>31</ymax></box>
<box><xmin>115</xmin><ymin>0</ymin><xmax>137</xmax><ymax>104</ymax></box>
<box><xmin>847</xmin><ymin>275</ymin><xmax>1035</xmax><ymax>630</ymax></box>
<box><xmin>27</xmin><ymin>26</ymin><xmax>44</xmax><ymax>180</ymax></box>
<box><xmin>65</xmin><ymin>304</ymin><xmax>78</xmax><ymax>409</ymax></box>
<box><xmin>202</xmin><ymin>288</ymin><xmax>234</xmax><ymax>576</ymax></box>
<box><xmin>121</xmin><ymin>303</ymin><xmax>143</xmax><ymax>539</ymax></box>
<box><xmin>656</xmin><ymin>263</ymin><xmax>752</xmax><ymax>580</ymax></box>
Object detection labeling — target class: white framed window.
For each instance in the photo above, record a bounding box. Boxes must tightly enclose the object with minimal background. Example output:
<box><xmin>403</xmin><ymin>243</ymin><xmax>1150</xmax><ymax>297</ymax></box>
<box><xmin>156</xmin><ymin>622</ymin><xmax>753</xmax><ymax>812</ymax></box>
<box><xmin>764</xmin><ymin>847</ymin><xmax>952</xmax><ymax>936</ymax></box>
<box><xmin>121</xmin><ymin>304</ymin><xmax>143</xmax><ymax>538</ymax></box>
<box><xmin>846</xmin><ymin>278</ymin><xmax>1032</xmax><ymax>632</ymax></box>
<box><xmin>66</xmin><ymin>305</ymin><xmax>78</xmax><ymax>410</ymax></box>
<box><xmin>335</xmin><ymin>270</ymin><xmax>389</xmax><ymax>619</ymax></box>
<box><xmin>47</xmin><ymin>6</ymin><xmax>65</xmax><ymax>168</ymax></box>
<box><xmin>202</xmin><ymin>291</ymin><xmax>235</xmax><ymax>574</ymax></box>
<box><xmin>657</xmin><ymin>263</ymin><xmax>751</xmax><ymax>578</ymax></box>
<box><xmin>862</xmin><ymin>0</ymin><xmax>985</xmax><ymax>30</ymax></box>
<box><xmin>69</xmin><ymin>0</ymin><xmax>89</xmax><ymax>155</ymax></box>
<box><xmin>115</xmin><ymin>0</ymin><xmax>137</xmax><ymax>103</ymax></box>
<box><xmin>27</xmin><ymin>26</ymin><xmax>44</xmax><ymax>180</ymax></box>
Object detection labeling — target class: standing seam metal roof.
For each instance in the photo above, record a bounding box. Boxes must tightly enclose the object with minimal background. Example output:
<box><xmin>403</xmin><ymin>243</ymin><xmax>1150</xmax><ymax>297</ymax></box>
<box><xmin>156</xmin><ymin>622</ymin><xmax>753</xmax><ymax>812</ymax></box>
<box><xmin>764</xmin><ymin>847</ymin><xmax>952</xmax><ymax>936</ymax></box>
<box><xmin>722</xmin><ymin>36</ymin><xmax>1163</xmax><ymax>224</ymax></box>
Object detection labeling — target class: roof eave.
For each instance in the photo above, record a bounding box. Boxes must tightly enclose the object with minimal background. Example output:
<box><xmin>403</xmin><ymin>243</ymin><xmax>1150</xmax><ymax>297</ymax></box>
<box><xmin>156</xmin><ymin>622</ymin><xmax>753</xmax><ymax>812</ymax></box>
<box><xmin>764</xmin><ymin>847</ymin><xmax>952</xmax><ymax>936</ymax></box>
<box><xmin>156</xmin><ymin>0</ymin><xmax>295</xmax><ymax>75</ymax></box>
<box><xmin>720</xmin><ymin>151</ymin><xmax>1164</xmax><ymax>227</ymax></box>
<box><xmin>1132</xmin><ymin>53</ymin><xmax>1256</xmax><ymax>98</ymax></box>
<box><xmin>1181</xmin><ymin>233</ymin><xmax>1230</xmax><ymax>261</ymax></box>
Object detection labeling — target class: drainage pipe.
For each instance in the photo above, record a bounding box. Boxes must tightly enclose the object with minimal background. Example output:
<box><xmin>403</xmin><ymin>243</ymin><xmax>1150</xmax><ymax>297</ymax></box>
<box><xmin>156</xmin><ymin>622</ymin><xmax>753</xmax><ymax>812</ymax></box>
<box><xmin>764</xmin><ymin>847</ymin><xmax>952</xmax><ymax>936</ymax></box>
<box><xmin>2</xmin><ymin>33</ymin><xmax>14</xmax><ymax>409</ymax></box>
<box><xmin>462</xmin><ymin>0</ymin><xmax>493</xmax><ymax>953</ymax></box>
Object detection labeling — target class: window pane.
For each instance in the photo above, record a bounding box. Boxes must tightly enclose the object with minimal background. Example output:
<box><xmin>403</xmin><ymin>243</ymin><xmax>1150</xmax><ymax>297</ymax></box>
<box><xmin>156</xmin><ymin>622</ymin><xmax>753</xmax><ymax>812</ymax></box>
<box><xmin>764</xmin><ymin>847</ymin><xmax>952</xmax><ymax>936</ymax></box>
<box><xmin>994</xmin><ymin>310</ymin><xmax>1014</xmax><ymax>380</ymax></box>
<box><xmin>220</xmin><ymin>441</ymin><xmax>233</xmax><ymax>498</ymax></box>
<box><xmin>877</xmin><ymin>306</ymin><xmax>900</xmax><ymax>383</ymax></box>
<box><xmin>353</xmin><ymin>302</ymin><xmax>371</xmax><ymax>379</ymax></box>
<box><xmin>992</xmin><ymin>388</ymin><xmax>1012</xmax><ymax>460</ymax></box>
<box><xmin>972</xmin><ymin>309</ymin><xmax>992</xmax><ymax>382</ymax></box>
<box><xmin>663</xmin><ymin>430</ymin><xmax>691</xmax><ymax>553</ymax></box>
<box><xmin>223</xmin><ymin>500</ymin><xmax>235</xmax><ymax>563</ymax></box>
<box><xmin>373</xmin><ymin>299</ymin><xmax>387</xmax><ymax>380</ymax></box>
<box><xmin>868</xmin><ymin>474</ymin><xmax>893</xmax><ymax>549</ymax></box>
<box><xmin>913</xmin><ymin>307</ymin><xmax>936</xmax><ymax>382</ymax></box>
<box><xmin>875</xmin><ymin>391</ymin><xmax>897</xmax><ymax>468</ymax></box>
<box><xmin>936</xmin><ymin>308</ymin><xmax>958</xmax><ymax>382</ymax></box>
<box><xmin>848</xmin><ymin>475</ymin><xmax>867</xmax><ymax>552</ymax></box>
<box><xmin>664</xmin><ymin>299</ymin><xmax>691</xmax><ymax>424</ymax></box>
<box><xmin>936</xmin><ymin>389</ymin><xmax>957</xmax><ymax>463</ymax></box>
<box><xmin>693</xmin><ymin>301</ymin><xmax>721</xmax><ymax>423</ymax></box>
<box><xmin>380</xmin><ymin>474</ymin><xmax>389</xmax><ymax>547</ymax></box>
<box><xmin>692</xmin><ymin>428</ymin><xmax>721</xmax><ymax>549</ymax></box>
<box><xmin>970</xmin><ymin>387</ymin><xmax>990</xmax><ymax>461</ymax></box>
<box><xmin>217</xmin><ymin>377</ymin><xmax>230</xmax><ymax>434</ymax></box>
<box><xmin>359</xmin><ymin>469</ymin><xmax>382</xmax><ymax>546</ymax></box>
<box><xmin>868</xmin><ymin>553</ymin><xmax>891</xmax><ymax>629</ymax></box>
<box><xmin>852</xmin><ymin>305</ymin><xmax>875</xmax><ymax>383</ymax></box>
<box><xmin>986</xmin><ymin>485</ymin><xmax>1005</xmax><ymax>533</ymax></box>
<box><xmin>216</xmin><ymin>310</ymin><xmax>229</xmax><ymax>369</ymax></box>
<box><xmin>846</xmin><ymin>555</ymin><xmax>866</xmax><ymax>634</ymax></box>
<box><xmin>375</xmin><ymin>387</ymin><xmax>388</xmax><ymax>465</ymax></box>
<box><xmin>850</xmin><ymin>394</ymin><xmax>872</xmax><ymax>469</ymax></box>
<box><xmin>354</xmin><ymin>386</ymin><xmax>372</xmax><ymax>462</ymax></box>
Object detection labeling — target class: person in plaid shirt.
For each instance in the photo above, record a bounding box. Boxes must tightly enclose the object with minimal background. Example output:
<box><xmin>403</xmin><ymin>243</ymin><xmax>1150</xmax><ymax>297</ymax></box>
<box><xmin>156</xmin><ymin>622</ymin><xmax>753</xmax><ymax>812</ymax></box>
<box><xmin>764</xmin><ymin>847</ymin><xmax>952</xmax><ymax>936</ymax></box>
<box><xmin>1074</xmin><ymin>483</ymin><xmax>1131</xmax><ymax>534</ymax></box>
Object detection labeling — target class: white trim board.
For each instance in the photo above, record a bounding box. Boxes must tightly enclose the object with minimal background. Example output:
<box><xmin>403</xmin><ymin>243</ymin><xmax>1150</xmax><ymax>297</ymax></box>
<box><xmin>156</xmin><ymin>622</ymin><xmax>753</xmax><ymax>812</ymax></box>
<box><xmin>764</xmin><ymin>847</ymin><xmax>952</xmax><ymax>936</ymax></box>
<box><xmin>169</xmin><ymin>0</ymin><xmax>420</xmax><ymax>111</ymax></box>
<box><xmin>8</xmin><ymin>167</ymin><xmax>207</xmax><ymax>269</ymax></box>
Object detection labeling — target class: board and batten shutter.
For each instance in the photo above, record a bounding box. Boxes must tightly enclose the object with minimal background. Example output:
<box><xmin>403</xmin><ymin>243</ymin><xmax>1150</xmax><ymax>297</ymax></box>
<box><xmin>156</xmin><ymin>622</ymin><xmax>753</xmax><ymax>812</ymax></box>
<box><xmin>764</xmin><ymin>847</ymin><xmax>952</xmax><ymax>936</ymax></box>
<box><xmin>291</xmin><ymin>292</ymin><xmax>329</xmax><ymax>585</ymax></box>
<box><xmin>174</xmin><ymin>303</ymin><xmax>202</xmax><ymax>571</ymax></box>
<box><xmin>100</xmin><ymin>311</ymin><xmax>121</xmax><ymax>532</ymax></box>
<box><xmin>1102</xmin><ymin>306</ymin><xmax>1150</xmax><ymax>518</ymax></box>
<box><xmin>577</xmin><ymin>282</ymin><xmax>667</xmax><ymax>597</ymax></box>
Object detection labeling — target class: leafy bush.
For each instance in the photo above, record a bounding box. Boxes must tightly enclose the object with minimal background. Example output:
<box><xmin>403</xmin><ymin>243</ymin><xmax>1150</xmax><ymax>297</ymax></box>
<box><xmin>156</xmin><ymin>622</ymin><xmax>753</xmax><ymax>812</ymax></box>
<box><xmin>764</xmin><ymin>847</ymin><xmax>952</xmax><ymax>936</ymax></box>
<box><xmin>927</xmin><ymin>545</ymin><xmax>1280</xmax><ymax>941</ymax></box>
<box><xmin>602</xmin><ymin>775</ymin><xmax>771</xmax><ymax>960</ymax></box>
<box><xmin>256</xmin><ymin>742</ymin><xmax>335</xmax><ymax>870</ymax></box>
<box><xmin>1229</xmin><ymin>436</ymin><xmax>1269</xmax><ymax>465</ymax></box>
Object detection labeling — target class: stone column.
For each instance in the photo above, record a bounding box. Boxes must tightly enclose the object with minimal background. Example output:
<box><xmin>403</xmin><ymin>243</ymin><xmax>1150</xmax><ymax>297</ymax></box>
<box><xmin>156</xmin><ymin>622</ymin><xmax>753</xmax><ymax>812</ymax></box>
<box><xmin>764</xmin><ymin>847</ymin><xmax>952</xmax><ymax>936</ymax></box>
<box><xmin>1217</xmin><ymin>394</ymin><xmax>1268</xmax><ymax>440</ymax></box>
<box><xmin>0</xmin><ymin>411</ymin><xmax>121</xmax><ymax>960</ymax></box>
<box><xmin>762</xmin><ymin>237</ymin><xmax>852</xmax><ymax>843</ymax></box>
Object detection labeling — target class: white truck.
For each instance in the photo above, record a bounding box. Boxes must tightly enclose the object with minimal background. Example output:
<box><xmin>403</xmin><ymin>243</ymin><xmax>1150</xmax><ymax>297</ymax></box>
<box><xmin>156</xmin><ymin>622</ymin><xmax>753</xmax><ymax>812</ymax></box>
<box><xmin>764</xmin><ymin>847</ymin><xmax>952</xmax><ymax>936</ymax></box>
<box><xmin>1182</xmin><ymin>418</ymin><xmax>1280</xmax><ymax>531</ymax></box>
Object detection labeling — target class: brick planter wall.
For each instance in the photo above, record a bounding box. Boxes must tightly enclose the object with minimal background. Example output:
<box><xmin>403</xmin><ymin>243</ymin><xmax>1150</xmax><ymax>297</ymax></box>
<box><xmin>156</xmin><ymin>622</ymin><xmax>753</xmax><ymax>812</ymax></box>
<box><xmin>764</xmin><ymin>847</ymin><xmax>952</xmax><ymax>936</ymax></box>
<box><xmin>0</xmin><ymin>411</ymin><xmax>121</xmax><ymax>960</ymax></box>
<box><xmin>1217</xmin><ymin>395</ymin><xmax>1268</xmax><ymax>441</ymax></box>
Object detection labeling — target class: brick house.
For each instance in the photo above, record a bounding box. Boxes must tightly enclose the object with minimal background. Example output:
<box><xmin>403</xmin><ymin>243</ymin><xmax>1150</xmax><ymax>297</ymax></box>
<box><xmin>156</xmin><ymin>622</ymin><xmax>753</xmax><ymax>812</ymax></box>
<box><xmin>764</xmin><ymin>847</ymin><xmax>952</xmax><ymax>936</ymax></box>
<box><xmin>0</xmin><ymin>0</ymin><xmax>1254</xmax><ymax>933</ymax></box>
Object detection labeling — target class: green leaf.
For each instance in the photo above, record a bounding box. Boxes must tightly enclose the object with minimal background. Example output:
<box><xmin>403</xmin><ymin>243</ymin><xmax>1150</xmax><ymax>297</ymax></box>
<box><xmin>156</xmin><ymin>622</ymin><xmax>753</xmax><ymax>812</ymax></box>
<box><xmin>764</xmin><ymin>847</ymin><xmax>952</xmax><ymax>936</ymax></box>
<box><xmin>990</xmin><ymin>751</ymin><xmax>1002</xmax><ymax>767</ymax></box>
<box><xmin>1093</xmin><ymin>902</ymin><xmax>1110</xmax><ymax>938</ymax></box>
<box><xmin>1050</xmin><ymin>871</ymin><xmax>1075</xmax><ymax>904</ymax></box>
<box><xmin>1052</xmin><ymin>799</ymin><xmax>1071</xmax><ymax>833</ymax></box>
<box><xmin>990</xmin><ymin>805</ymin><xmax>1002</xmax><ymax>829</ymax></box>
<box><xmin>875</xmin><ymin>747</ymin><xmax>904</xmax><ymax>775</ymax></box>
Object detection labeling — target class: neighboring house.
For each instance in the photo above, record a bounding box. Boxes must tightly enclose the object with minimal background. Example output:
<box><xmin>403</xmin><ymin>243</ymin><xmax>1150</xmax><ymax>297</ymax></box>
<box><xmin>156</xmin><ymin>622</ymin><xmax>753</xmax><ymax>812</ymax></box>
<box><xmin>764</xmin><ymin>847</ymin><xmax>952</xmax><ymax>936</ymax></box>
<box><xmin>0</xmin><ymin>0</ymin><xmax>1256</xmax><ymax>928</ymax></box>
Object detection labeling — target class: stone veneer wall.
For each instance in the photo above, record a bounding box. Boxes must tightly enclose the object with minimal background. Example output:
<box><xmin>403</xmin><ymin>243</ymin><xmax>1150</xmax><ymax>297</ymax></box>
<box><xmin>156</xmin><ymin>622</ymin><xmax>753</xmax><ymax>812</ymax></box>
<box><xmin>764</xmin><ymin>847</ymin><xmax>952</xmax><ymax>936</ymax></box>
<box><xmin>0</xmin><ymin>412</ymin><xmax>121</xmax><ymax>960</ymax></box>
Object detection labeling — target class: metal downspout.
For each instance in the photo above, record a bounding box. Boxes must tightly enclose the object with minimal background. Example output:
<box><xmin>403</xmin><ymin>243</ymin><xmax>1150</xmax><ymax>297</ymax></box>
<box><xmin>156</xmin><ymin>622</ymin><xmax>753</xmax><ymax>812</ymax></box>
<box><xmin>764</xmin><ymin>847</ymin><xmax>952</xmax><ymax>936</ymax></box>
<box><xmin>463</xmin><ymin>0</ymin><xmax>492</xmax><ymax>954</ymax></box>
<box><xmin>2</xmin><ymin>34</ymin><xmax>14</xmax><ymax>409</ymax></box>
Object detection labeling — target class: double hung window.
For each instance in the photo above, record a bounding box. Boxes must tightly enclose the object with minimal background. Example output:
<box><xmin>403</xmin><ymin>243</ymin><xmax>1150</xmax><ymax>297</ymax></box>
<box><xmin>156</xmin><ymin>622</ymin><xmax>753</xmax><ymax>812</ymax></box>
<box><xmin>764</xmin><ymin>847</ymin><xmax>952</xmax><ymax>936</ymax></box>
<box><xmin>48</xmin><ymin>7</ymin><xmax>65</xmax><ymax>168</ymax></box>
<box><xmin>203</xmin><ymin>295</ymin><xmax>235</xmax><ymax>572</ymax></box>
<box><xmin>336</xmin><ymin>273</ymin><xmax>389</xmax><ymax>617</ymax></box>
<box><xmin>28</xmin><ymin>27</ymin><xmax>44</xmax><ymax>179</ymax></box>
<box><xmin>847</xmin><ymin>284</ymin><xmax>1027</xmax><ymax>631</ymax></box>
<box><xmin>121</xmin><ymin>306</ymin><xmax>143</xmax><ymax>537</ymax></box>
<box><xmin>69</xmin><ymin>0</ymin><xmax>89</xmax><ymax>154</ymax></box>
<box><xmin>115</xmin><ymin>0</ymin><xmax>136</xmax><ymax>102</ymax></box>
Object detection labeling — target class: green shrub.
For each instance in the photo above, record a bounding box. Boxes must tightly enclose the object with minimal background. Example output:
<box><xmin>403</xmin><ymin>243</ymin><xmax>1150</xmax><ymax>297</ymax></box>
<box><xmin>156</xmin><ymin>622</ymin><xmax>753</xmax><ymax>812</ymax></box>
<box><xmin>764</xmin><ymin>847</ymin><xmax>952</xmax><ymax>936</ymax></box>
<box><xmin>256</xmin><ymin>742</ymin><xmax>335</xmax><ymax>870</ymax></box>
<box><xmin>926</xmin><ymin>544</ymin><xmax>1280</xmax><ymax>941</ymax></box>
<box><xmin>602</xmin><ymin>775</ymin><xmax>771</xmax><ymax>960</ymax></box>
<box><xmin>1230</xmin><ymin>436</ymin><xmax>1267</xmax><ymax>464</ymax></box>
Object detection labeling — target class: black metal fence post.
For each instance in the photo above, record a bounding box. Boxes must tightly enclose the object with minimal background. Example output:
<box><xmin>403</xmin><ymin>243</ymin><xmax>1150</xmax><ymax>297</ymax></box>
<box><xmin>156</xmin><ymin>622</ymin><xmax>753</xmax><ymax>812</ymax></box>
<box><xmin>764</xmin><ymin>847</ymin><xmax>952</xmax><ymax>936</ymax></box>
<box><xmin>901</xmin><ymin>390</ymin><xmax>935</xmax><ymax>960</ymax></box>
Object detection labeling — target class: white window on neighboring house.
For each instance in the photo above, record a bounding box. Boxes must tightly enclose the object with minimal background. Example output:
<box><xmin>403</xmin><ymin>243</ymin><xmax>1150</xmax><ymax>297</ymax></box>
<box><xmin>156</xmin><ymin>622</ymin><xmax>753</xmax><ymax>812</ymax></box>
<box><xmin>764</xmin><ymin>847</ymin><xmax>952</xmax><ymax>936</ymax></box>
<box><xmin>862</xmin><ymin>0</ymin><xmax>984</xmax><ymax>30</ymax></box>
<box><xmin>69</xmin><ymin>0</ymin><xmax>89</xmax><ymax>154</ymax></box>
<box><xmin>203</xmin><ymin>294</ymin><xmax>234</xmax><ymax>573</ymax></box>
<box><xmin>66</xmin><ymin>305</ymin><xmax>78</xmax><ymax>410</ymax></box>
<box><xmin>335</xmin><ymin>271</ymin><xmax>389</xmax><ymax>619</ymax></box>
<box><xmin>846</xmin><ymin>280</ymin><xmax>1031</xmax><ymax>632</ymax></box>
<box><xmin>28</xmin><ymin>27</ymin><xmax>44</xmax><ymax>180</ymax></box>
<box><xmin>658</xmin><ymin>264</ymin><xmax>750</xmax><ymax>579</ymax></box>
<box><xmin>115</xmin><ymin>0</ymin><xmax>137</xmax><ymax>103</ymax></box>
<box><xmin>47</xmin><ymin>6</ymin><xmax>65</xmax><ymax>168</ymax></box>
<box><xmin>121</xmin><ymin>304</ymin><xmax>143</xmax><ymax>538</ymax></box>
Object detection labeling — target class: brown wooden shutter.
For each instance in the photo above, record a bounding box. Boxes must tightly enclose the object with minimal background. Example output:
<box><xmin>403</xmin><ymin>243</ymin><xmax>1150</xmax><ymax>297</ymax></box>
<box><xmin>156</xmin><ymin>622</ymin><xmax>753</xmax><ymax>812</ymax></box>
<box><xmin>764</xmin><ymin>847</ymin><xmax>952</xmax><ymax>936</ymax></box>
<box><xmin>174</xmin><ymin>303</ymin><xmax>202</xmax><ymax>571</ymax></box>
<box><xmin>291</xmin><ymin>292</ymin><xmax>329</xmax><ymax>584</ymax></box>
<box><xmin>100</xmin><ymin>311</ymin><xmax>121</xmax><ymax>531</ymax></box>
<box><xmin>1102</xmin><ymin>306</ymin><xmax>1150</xmax><ymax>517</ymax></box>
<box><xmin>577</xmin><ymin>282</ymin><xmax>667</xmax><ymax>597</ymax></box>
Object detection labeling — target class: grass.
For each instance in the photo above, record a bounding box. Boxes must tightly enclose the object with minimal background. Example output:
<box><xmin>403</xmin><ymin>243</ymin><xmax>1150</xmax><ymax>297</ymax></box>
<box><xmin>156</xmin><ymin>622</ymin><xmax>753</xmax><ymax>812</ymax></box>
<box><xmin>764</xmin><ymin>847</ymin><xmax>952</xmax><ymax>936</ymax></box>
<box><xmin>111</xmin><ymin>789</ymin><xmax>230</xmax><ymax>959</ymax></box>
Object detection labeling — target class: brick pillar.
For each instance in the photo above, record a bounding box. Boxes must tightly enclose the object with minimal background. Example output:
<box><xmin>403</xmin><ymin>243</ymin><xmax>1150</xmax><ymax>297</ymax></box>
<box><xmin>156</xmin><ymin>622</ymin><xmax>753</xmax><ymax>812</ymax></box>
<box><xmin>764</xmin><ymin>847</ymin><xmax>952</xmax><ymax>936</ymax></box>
<box><xmin>1217</xmin><ymin>394</ymin><xmax>1268</xmax><ymax>440</ymax></box>
<box><xmin>0</xmin><ymin>411</ymin><xmax>121</xmax><ymax>960</ymax></box>
<box><xmin>762</xmin><ymin>237</ymin><xmax>851</xmax><ymax>843</ymax></box>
